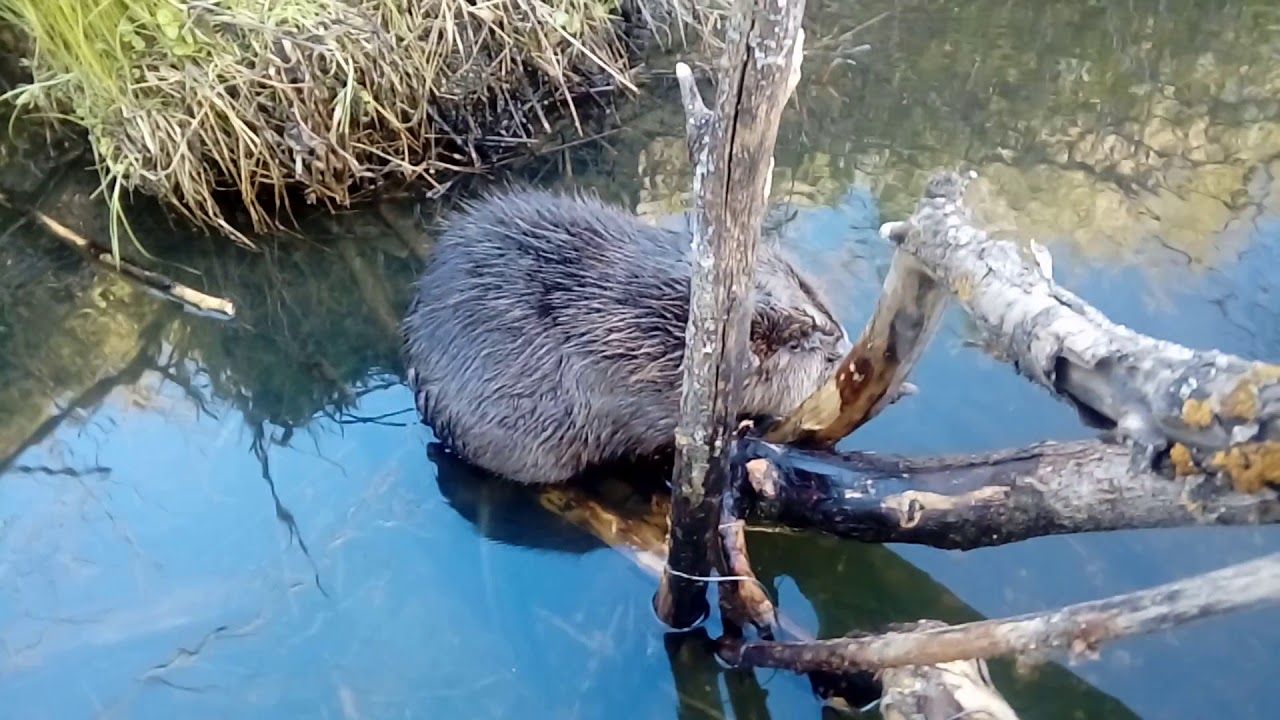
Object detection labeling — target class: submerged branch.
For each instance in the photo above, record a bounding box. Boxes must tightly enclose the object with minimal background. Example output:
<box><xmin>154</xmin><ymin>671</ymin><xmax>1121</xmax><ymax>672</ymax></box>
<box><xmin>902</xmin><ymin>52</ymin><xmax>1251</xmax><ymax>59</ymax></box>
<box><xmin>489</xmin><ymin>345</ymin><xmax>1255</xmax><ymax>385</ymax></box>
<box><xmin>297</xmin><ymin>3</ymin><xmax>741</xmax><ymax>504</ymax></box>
<box><xmin>736</xmin><ymin>437</ymin><xmax>1280</xmax><ymax>549</ymax></box>
<box><xmin>884</xmin><ymin>171</ymin><xmax>1280</xmax><ymax>492</ymax></box>
<box><xmin>0</xmin><ymin>318</ymin><xmax>169</xmax><ymax>475</ymax></box>
<box><xmin>722</xmin><ymin>551</ymin><xmax>1280</xmax><ymax>673</ymax></box>
<box><xmin>0</xmin><ymin>191</ymin><xmax>236</xmax><ymax>319</ymax></box>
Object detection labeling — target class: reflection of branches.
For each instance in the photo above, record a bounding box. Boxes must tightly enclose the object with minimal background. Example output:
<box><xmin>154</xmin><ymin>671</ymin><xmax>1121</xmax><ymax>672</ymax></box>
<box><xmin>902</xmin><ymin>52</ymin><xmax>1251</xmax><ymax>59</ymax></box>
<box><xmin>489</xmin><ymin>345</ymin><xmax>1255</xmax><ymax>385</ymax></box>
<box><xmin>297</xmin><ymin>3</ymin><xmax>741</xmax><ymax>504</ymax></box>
<box><xmin>725</xmin><ymin>553</ymin><xmax>1280</xmax><ymax>675</ymax></box>
<box><xmin>6</xmin><ymin>463</ymin><xmax>111</xmax><ymax>478</ymax></box>
<box><xmin>0</xmin><ymin>316</ymin><xmax>169</xmax><ymax>475</ymax></box>
<box><xmin>139</xmin><ymin>612</ymin><xmax>267</xmax><ymax>690</ymax></box>
<box><xmin>308</xmin><ymin>378</ymin><xmax>407</xmax><ymax>429</ymax></box>
<box><xmin>149</xmin><ymin>348</ymin><xmax>220</xmax><ymax>422</ymax></box>
<box><xmin>249</xmin><ymin>421</ymin><xmax>328</xmax><ymax>598</ymax></box>
<box><xmin>324</xmin><ymin>407</ymin><xmax>415</xmax><ymax>427</ymax></box>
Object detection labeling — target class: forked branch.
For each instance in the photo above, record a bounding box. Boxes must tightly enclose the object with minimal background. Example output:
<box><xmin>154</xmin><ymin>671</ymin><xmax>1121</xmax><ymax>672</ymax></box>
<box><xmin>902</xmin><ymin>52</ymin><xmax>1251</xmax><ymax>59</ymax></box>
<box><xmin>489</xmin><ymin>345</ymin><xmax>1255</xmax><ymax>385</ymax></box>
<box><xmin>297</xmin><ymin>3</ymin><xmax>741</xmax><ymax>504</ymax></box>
<box><xmin>883</xmin><ymin>171</ymin><xmax>1280</xmax><ymax>493</ymax></box>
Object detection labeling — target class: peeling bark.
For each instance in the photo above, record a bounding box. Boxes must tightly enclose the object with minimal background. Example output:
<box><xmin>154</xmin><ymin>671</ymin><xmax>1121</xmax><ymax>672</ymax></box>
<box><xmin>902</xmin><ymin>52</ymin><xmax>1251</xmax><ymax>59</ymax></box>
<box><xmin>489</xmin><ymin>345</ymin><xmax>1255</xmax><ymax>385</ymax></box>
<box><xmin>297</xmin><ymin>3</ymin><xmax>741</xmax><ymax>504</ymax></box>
<box><xmin>722</xmin><ymin>552</ymin><xmax>1280</xmax><ymax>674</ymax></box>
<box><xmin>764</xmin><ymin>229</ymin><xmax>947</xmax><ymax>449</ymax></box>
<box><xmin>657</xmin><ymin>0</ymin><xmax>807</xmax><ymax>630</ymax></box>
<box><xmin>736</xmin><ymin>437</ymin><xmax>1280</xmax><ymax>549</ymax></box>
<box><xmin>885</xmin><ymin>171</ymin><xmax>1280</xmax><ymax>493</ymax></box>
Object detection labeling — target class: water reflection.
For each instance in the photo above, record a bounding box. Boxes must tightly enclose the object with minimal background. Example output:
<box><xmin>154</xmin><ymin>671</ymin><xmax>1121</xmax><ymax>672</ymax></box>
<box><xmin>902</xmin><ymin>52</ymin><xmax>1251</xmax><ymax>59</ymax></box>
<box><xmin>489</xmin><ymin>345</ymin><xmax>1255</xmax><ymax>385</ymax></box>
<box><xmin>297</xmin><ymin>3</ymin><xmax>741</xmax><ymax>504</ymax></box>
<box><xmin>4</xmin><ymin>0</ymin><xmax>1280</xmax><ymax>718</ymax></box>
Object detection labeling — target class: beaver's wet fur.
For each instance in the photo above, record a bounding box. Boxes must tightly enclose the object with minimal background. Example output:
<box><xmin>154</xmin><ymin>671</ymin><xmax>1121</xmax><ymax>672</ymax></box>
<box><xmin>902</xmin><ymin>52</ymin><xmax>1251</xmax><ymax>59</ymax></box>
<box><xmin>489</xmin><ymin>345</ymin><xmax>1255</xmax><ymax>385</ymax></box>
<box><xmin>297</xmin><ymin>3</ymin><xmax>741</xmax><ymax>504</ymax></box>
<box><xmin>402</xmin><ymin>188</ymin><xmax>851</xmax><ymax>485</ymax></box>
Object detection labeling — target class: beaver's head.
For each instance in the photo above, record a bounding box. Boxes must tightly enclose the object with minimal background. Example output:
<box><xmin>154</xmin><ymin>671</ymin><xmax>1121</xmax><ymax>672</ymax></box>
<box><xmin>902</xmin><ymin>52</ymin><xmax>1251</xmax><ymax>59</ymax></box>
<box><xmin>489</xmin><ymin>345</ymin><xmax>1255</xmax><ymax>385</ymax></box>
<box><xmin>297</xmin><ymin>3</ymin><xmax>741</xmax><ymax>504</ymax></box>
<box><xmin>741</xmin><ymin>246</ymin><xmax>851</xmax><ymax>419</ymax></box>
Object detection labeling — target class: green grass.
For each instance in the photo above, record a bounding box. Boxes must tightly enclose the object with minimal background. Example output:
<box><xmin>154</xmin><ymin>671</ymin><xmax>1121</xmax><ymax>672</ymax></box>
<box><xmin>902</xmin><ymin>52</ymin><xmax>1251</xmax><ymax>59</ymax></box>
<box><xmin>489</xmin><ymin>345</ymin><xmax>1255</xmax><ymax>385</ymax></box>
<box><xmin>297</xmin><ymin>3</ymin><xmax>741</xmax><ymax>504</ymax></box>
<box><xmin>0</xmin><ymin>0</ymin><xmax>712</xmax><ymax>251</ymax></box>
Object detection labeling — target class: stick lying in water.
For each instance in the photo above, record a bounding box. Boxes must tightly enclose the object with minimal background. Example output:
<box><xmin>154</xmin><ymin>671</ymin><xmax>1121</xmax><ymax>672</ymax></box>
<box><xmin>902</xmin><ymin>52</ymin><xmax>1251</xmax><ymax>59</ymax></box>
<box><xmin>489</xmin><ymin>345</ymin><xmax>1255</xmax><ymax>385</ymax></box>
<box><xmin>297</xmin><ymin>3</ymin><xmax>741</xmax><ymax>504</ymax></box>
<box><xmin>883</xmin><ymin>170</ymin><xmax>1280</xmax><ymax>493</ymax></box>
<box><xmin>0</xmin><ymin>190</ymin><xmax>236</xmax><ymax>319</ymax></box>
<box><xmin>736</xmin><ymin>436</ymin><xmax>1280</xmax><ymax>549</ymax></box>
<box><xmin>720</xmin><ymin>551</ymin><xmax>1280</xmax><ymax>674</ymax></box>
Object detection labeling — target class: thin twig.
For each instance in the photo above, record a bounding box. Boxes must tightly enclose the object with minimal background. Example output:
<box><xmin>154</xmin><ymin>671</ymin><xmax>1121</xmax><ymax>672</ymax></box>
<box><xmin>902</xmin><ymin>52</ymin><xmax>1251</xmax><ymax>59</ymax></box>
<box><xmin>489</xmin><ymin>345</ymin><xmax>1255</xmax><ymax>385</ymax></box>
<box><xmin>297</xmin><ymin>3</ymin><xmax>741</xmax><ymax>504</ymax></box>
<box><xmin>0</xmin><ymin>190</ymin><xmax>235</xmax><ymax>319</ymax></box>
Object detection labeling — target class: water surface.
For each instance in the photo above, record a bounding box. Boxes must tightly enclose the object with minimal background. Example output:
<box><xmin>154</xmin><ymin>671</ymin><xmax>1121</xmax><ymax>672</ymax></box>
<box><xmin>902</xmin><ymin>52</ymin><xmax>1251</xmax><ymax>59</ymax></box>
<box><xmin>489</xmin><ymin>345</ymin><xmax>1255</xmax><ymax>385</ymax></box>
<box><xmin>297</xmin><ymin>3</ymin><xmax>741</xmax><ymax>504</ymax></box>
<box><xmin>4</xmin><ymin>1</ymin><xmax>1280</xmax><ymax>718</ymax></box>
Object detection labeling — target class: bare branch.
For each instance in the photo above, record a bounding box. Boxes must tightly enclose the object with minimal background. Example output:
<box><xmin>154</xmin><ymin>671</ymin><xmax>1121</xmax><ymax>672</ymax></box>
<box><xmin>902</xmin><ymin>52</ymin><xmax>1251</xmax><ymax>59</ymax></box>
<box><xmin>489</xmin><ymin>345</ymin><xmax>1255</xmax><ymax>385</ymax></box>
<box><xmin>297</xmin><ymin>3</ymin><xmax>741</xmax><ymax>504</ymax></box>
<box><xmin>658</xmin><ymin>0</ymin><xmax>807</xmax><ymax>630</ymax></box>
<box><xmin>718</xmin><ymin>443</ymin><xmax>779</xmax><ymax>638</ymax></box>
<box><xmin>674</xmin><ymin>62</ymin><xmax>712</xmax><ymax>138</ymax></box>
<box><xmin>764</xmin><ymin>248</ymin><xmax>946</xmax><ymax>447</ymax></box>
<box><xmin>737</xmin><ymin>437</ymin><xmax>1280</xmax><ymax>548</ymax></box>
<box><xmin>888</xmin><ymin>170</ymin><xmax>1280</xmax><ymax>493</ymax></box>
<box><xmin>722</xmin><ymin>552</ymin><xmax>1280</xmax><ymax>673</ymax></box>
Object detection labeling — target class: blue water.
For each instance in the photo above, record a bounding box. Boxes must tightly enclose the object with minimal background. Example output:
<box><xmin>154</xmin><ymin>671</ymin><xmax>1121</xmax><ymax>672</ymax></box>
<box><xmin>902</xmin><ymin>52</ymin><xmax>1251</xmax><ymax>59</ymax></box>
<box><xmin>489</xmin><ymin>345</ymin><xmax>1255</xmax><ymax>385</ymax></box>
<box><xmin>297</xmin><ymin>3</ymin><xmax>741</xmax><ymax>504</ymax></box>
<box><xmin>5</xmin><ymin>0</ymin><xmax>1280</xmax><ymax>717</ymax></box>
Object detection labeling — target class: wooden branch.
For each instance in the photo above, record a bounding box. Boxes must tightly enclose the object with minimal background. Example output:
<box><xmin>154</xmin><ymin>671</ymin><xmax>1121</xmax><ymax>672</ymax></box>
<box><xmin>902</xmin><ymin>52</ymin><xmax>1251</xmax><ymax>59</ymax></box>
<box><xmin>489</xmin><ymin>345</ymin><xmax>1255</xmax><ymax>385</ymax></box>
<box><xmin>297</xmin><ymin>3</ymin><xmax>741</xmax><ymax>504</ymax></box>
<box><xmin>723</xmin><ymin>551</ymin><xmax>1280</xmax><ymax>674</ymax></box>
<box><xmin>737</xmin><ymin>436</ymin><xmax>1280</xmax><ymax>549</ymax></box>
<box><xmin>877</xmin><ymin>622</ymin><xmax>1020</xmax><ymax>720</ymax></box>
<box><xmin>537</xmin><ymin>484</ymin><xmax>670</xmax><ymax>577</ymax></box>
<box><xmin>718</xmin><ymin>444</ymin><xmax>778</xmax><ymax>638</ymax></box>
<box><xmin>886</xmin><ymin>170</ymin><xmax>1280</xmax><ymax>492</ymax></box>
<box><xmin>0</xmin><ymin>190</ymin><xmax>236</xmax><ymax>319</ymax></box>
<box><xmin>763</xmin><ymin>247</ymin><xmax>947</xmax><ymax>447</ymax></box>
<box><xmin>657</xmin><ymin>0</ymin><xmax>807</xmax><ymax>630</ymax></box>
<box><xmin>534</xmin><ymin>468</ymin><xmax>1027</xmax><ymax>718</ymax></box>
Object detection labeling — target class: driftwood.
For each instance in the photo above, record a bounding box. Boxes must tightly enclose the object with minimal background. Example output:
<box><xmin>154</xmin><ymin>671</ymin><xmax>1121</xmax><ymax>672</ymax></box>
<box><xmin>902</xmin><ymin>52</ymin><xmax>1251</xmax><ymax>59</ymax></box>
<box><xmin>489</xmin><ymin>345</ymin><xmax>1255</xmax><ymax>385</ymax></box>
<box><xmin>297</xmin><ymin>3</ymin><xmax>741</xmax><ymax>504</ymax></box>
<box><xmin>880</xmin><ymin>171</ymin><xmax>1280</xmax><ymax>493</ymax></box>
<box><xmin>722</xmin><ymin>551</ymin><xmax>1280</xmax><ymax>674</ymax></box>
<box><xmin>649</xmin><ymin>160</ymin><xmax>1280</xmax><ymax>714</ymax></box>
<box><xmin>737</xmin><ymin>437</ymin><xmax>1280</xmax><ymax>549</ymax></box>
<box><xmin>689</xmin><ymin>171</ymin><xmax>1280</xmax><ymax>713</ymax></box>
<box><xmin>0</xmin><ymin>190</ymin><xmax>236</xmax><ymax>319</ymax></box>
<box><xmin>656</xmin><ymin>0</ymin><xmax>807</xmax><ymax>630</ymax></box>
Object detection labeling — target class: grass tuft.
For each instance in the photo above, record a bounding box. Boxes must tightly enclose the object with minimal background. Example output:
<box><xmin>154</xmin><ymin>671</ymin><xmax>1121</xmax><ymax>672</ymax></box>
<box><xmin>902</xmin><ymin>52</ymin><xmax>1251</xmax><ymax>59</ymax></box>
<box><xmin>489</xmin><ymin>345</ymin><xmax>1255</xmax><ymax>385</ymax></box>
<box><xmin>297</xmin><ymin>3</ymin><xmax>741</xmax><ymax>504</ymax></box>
<box><xmin>0</xmin><ymin>0</ymin><xmax>718</xmax><ymax>249</ymax></box>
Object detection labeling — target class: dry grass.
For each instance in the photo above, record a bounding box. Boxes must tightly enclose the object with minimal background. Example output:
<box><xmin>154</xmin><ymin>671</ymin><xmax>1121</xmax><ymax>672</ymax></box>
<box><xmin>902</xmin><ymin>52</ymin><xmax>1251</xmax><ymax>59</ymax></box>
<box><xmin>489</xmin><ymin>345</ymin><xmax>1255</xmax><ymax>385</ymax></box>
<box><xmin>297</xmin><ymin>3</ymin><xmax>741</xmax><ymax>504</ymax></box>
<box><xmin>0</xmin><ymin>0</ymin><xmax>718</xmax><ymax>251</ymax></box>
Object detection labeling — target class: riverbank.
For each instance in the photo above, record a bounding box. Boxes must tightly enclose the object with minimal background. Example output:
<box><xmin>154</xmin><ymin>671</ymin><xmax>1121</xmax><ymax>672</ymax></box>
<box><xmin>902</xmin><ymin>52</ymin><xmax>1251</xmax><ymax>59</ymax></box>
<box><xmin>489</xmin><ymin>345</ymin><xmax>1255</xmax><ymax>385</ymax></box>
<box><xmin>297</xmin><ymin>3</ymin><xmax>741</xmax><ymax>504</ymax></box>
<box><xmin>0</xmin><ymin>0</ymin><xmax>717</xmax><ymax>248</ymax></box>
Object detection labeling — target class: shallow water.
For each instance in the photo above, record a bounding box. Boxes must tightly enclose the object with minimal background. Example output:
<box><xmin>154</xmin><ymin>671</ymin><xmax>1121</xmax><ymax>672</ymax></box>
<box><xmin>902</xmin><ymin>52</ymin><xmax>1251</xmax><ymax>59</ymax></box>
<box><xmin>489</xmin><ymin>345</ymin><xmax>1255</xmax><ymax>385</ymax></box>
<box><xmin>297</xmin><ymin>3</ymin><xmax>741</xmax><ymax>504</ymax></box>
<box><xmin>4</xmin><ymin>1</ymin><xmax>1280</xmax><ymax>718</ymax></box>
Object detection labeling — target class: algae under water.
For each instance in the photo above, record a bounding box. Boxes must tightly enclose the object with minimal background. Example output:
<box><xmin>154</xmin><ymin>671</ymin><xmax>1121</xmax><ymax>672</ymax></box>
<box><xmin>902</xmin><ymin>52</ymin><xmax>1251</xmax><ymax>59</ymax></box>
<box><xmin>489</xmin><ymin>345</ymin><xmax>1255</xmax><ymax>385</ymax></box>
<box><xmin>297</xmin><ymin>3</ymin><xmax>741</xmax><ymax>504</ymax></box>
<box><xmin>4</xmin><ymin>1</ymin><xmax>1280</xmax><ymax>718</ymax></box>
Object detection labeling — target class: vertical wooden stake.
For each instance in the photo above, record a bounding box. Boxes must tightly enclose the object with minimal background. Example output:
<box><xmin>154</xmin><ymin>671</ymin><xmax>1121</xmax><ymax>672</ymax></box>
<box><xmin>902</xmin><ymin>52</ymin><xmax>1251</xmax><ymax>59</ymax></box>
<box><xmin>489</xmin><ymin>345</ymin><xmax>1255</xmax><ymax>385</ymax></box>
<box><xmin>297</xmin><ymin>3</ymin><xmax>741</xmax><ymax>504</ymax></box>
<box><xmin>654</xmin><ymin>0</ymin><xmax>807</xmax><ymax>630</ymax></box>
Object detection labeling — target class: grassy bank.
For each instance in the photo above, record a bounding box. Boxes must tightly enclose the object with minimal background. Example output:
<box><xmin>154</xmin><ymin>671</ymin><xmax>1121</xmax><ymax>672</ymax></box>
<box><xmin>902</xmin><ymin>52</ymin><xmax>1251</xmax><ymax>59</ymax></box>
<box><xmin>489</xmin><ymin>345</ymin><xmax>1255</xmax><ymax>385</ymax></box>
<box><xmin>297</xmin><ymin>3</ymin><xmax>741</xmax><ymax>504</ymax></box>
<box><xmin>0</xmin><ymin>0</ymin><xmax>715</xmax><ymax>250</ymax></box>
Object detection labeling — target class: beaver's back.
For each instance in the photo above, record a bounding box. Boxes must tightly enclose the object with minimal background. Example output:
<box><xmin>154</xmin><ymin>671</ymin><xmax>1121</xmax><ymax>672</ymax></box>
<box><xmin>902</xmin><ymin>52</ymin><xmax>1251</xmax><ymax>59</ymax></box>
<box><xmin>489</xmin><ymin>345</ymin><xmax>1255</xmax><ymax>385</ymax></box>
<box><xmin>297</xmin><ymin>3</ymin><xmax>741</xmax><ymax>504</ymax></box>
<box><xmin>403</xmin><ymin>188</ymin><xmax>701</xmax><ymax>484</ymax></box>
<box><xmin>403</xmin><ymin>187</ymin><xmax>848</xmax><ymax>485</ymax></box>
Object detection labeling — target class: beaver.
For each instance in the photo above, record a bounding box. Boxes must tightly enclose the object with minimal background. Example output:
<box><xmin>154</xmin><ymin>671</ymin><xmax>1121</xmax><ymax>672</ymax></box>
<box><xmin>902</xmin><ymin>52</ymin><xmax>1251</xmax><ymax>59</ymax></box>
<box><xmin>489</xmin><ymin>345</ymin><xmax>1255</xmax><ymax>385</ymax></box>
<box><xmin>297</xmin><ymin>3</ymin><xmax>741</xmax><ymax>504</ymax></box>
<box><xmin>401</xmin><ymin>187</ymin><xmax>853</xmax><ymax>485</ymax></box>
